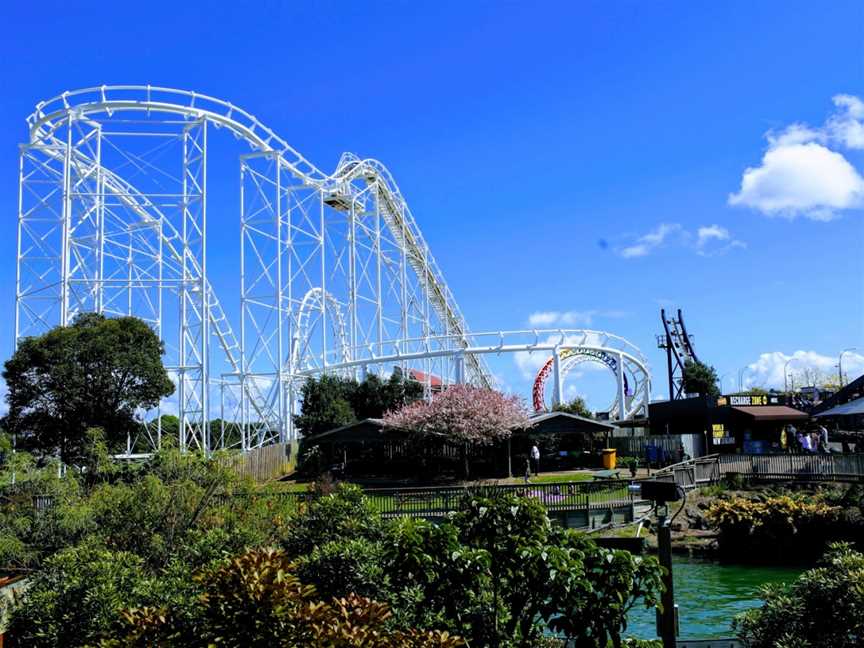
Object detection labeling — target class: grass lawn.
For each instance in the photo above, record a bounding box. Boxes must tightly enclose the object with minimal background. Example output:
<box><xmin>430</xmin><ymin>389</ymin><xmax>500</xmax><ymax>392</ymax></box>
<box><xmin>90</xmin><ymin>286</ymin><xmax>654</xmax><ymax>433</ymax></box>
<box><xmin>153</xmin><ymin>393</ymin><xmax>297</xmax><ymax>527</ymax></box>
<box><xmin>520</xmin><ymin>472</ymin><xmax>594</xmax><ymax>485</ymax></box>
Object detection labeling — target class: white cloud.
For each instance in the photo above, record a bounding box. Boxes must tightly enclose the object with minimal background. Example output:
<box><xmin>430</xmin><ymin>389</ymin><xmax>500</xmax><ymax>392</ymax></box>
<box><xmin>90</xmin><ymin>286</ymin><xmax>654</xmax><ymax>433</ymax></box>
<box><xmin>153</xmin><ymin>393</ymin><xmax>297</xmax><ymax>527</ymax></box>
<box><xmin>731</xmin><ymin>94</ymin><xmax>864</xmax><ymax>220</ymax></box>
<box><xmin>514</xmin><ymin>348</ymin><xmax>551</xmax><ymax>380</ymax></box>
<box><xmin>697</xmin><ymin>224</ymin><xmax>729</xmax><ymax>246</ymax></box>
<box><xmin>767</xmin><ymin>123</ymin><xmax>824</xmax><ymax>148</ymax></box>
<box><xmin>619</xmin><ymin>223</ymin><xmax>681</xmax><ymax>258</ymax></box>
<box><xmin>742</xmin><ymin>350</ymin><xmax>864</xmax><ymax>390</ymax></box>
<box><xmin>618</xmin><ymin>223</ymin><xmax>743</xmax><ymax>259</ymax></box>
<box><xmin>729</xmin><ymin>143</ymin><xmax>864</xmax><ymax>220</ymax></box>
<box><xmin>695</xmin><ymin>224</ymin><xmax>746</xmax><ymax>256</ymax></box>
<box><xmin>827</xmin><ymin>95</ymin><xmax>864</xmax><ymax>149</ymax></box>
<box><xmin>527</xmin><ymin>310</ymin><xmax>626</xmax><ymax>328</ymax></box>
<box><xmin>528</xmin><ymin>311</ymin><xmax>575</xmax><ymax>327</ymax></box>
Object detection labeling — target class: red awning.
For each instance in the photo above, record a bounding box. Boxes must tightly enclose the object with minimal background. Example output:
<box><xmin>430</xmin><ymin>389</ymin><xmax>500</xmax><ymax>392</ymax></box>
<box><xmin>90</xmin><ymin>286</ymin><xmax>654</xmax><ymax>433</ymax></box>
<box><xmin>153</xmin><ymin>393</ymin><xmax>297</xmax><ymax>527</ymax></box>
<box><xmin>732</xmin><ymin>405</ymin><xmax>808</xmax><ymax>421</ymax></box>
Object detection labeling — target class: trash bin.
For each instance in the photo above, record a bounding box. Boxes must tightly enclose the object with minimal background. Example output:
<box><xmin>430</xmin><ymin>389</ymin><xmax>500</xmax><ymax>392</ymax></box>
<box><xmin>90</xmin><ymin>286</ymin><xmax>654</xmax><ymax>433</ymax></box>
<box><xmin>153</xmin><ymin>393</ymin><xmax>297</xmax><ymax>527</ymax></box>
<box><xmin>601</xmin><ymin>448</ymin><xmax>617</xmax><ymax>470</ymax></box>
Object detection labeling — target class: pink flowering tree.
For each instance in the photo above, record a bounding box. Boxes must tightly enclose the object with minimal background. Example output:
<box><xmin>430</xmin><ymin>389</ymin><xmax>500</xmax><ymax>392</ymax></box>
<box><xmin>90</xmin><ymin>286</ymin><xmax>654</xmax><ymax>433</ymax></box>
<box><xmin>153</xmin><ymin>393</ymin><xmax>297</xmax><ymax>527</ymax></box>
<box><xmin>383</xmin><ymin>385</ymin><xmax>532</xmax><ymax>478</ymax></box>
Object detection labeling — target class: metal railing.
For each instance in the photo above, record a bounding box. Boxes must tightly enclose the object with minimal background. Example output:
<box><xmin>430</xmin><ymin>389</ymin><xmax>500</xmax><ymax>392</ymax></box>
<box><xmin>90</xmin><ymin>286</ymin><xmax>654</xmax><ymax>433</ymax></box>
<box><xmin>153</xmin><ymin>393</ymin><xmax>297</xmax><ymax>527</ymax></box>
<box><xmin>361</xmin><ymin>480</ymin><xmax>636</xmax><ymax>517</ymax></box>
<box><xmin>653</xmin><ymin>455</ymin><xmax>722</xmax><ymax>489</ymax></box>
<box><xmin>719</xmin><ymin>453</ymin><xmax>864</xmax><ymax>483</ymax></box>
<box><xmin>654</xmin><ymin>453</ymin><xmax>864</xmax><ymax>489</ymax></box>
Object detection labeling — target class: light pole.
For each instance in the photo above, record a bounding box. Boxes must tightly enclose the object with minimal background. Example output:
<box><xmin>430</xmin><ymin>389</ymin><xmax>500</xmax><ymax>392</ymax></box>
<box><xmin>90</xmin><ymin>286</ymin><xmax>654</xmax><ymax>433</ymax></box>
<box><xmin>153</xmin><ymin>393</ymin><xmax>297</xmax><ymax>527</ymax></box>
<box><xmin>719</xmin><ymin>372</ymin><xmax>733</xmax><ymax>395</ymax></box>
<box><xmin>784</xmin><ymin>357</ymin><xmax>795</xmax><ymax>394</ymax></box>
<box><xmin>738</xmin><ymin>367</ymin><xmax>748</xmax><ymax>392</ymax></box>
<box><xmin>839</xmin><ymin>348</ymin><xmax>857</xmax><ymax>388</ymax></box>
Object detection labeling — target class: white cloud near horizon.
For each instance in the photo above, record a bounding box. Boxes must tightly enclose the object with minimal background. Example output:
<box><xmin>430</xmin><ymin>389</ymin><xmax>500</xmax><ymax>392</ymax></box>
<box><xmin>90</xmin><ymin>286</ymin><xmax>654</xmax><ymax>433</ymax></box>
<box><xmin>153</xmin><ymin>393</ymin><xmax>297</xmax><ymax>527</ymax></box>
<box><xmin>730</xmin><ymin>94</ymin><xmax>864</xmax><ymax>220</ymax></box>
<box><xmin>741</xmin><ymin>350</ymin><xmax>864</xmax><ymax>390</ymax></box>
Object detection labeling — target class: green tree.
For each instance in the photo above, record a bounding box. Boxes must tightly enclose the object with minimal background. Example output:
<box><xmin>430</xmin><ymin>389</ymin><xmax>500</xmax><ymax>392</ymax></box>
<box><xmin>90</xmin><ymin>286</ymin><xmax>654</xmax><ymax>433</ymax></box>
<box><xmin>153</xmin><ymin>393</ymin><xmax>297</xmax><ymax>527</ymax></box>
<box><xmin>2</xmin><ymin>313</ymin><xmax>174</xmax><ymax>463</ymax></box>
<box><xmin>682</xmin><ymin>359</ymin><xmax>721</xmax><ymax>398</ymax></box>
<box><xmin>553</xmin><ymin>396</ymin><xmax>593</xmax><ymax>418</ymax></box>
<box><xmin>293</xmin><ymin>375</ymin><xmax>358</xmax><ymax>438</ymax></box>
<box><xmin>294</xmin><ymin>373</ymin><xmax>424</xmax><ymax>437</ymax></box>
<box><xmin>735</xmin><ymin>542</ymin><xmax>864</xmax><ymax>648</ymax></box>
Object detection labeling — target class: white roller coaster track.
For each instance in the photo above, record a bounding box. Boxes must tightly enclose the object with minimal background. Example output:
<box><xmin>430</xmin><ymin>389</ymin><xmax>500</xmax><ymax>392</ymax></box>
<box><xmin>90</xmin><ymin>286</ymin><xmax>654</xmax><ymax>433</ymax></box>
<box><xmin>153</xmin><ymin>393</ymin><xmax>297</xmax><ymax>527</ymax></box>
<box><xmin>26</xmin><ymin>87</ymin><xmax>491</xmax><ymax>388</ymax></box>
<box><xmin>17</xmin><ymin>86</ymin><xmax>496</xmax><ymax>450</ymax></box>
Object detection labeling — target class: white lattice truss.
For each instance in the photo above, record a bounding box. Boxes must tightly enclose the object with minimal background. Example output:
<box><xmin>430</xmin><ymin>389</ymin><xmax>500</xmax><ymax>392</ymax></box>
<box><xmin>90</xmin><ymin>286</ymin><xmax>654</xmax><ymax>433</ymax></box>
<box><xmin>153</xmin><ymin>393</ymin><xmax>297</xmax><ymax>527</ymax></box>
<box><xmin>15</xmin><ymin>87</ymin><xmax>650</xmax><ymax>453</ymax></box>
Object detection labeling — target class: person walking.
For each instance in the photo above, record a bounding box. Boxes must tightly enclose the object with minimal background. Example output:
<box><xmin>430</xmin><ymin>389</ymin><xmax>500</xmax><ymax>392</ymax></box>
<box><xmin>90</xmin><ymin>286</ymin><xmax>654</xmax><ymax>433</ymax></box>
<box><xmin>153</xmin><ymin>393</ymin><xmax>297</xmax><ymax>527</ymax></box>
<box><xmin>531</xmin><ymin>443</ymin><xmax>541</xmax><ymax>476</ymax></box>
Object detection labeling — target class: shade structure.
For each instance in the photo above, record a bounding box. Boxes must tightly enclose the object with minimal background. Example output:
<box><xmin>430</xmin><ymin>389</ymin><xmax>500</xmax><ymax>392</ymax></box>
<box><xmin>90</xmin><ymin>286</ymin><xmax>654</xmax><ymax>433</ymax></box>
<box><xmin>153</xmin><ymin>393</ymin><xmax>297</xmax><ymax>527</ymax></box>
<box><xmin>813</xmin><ymin>396</ymin><xmax>864</xmax><ymax>418</ymax></box>
<box><xmin>732</xmin><ymin>405</ymin><xmax>809</xmax><ymax>421</ymax></box>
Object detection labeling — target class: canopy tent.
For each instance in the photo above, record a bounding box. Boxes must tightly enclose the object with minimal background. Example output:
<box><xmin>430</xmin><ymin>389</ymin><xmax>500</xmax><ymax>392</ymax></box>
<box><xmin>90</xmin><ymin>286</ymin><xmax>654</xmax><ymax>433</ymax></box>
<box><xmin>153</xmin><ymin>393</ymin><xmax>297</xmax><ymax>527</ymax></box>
<box><xmin>814</xmin><ymin>396</ymin><xmax>864</xmax><ymax>418</ymax></box>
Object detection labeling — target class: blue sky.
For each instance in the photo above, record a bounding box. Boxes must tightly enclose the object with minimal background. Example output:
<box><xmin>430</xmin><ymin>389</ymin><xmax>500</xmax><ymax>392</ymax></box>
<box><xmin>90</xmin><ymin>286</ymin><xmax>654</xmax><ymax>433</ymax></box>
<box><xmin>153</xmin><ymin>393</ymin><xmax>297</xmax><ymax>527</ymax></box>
<box><xmin>1</xmin><ymin>1</ymin><xmax>863</xmax><ymax>411</ymax></box>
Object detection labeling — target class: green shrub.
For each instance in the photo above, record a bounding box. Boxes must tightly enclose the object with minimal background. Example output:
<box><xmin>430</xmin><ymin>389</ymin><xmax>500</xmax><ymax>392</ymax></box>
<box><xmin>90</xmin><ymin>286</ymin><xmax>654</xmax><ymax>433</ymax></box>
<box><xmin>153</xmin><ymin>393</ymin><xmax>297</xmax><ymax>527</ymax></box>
<box><xmin>100</xmin><ymin>548</ymin><xmax>465</xmax><ymax>648</ymax></box>
<box><xmin>6</xmin><ymin>541</ymin><xmax>148</xmax><ymax>647</ymax></box>
<box><xmin>706</xmin><ymin>494</ymin><xmax>844</xmax><ymax>560</ymax></box>
<box><xmin>281</xmin><ymin>483</ymin><xmax>384</xmax><ymax>557</ymax></box>
<box><xmin>295</xmin><ymin>537</ymin><xmax>387</xmax><ymax>601</ymax></box>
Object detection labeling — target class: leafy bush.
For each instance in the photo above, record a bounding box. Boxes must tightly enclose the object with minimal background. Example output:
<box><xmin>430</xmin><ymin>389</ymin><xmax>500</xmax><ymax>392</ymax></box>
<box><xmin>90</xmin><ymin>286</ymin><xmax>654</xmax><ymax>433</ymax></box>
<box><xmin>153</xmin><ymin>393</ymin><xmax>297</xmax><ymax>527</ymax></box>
<box><xmin>383</xmin><ymin>493</ymin><xmax>662</xmax><ymax>647</ymax></box>
<box><xmin>706</xmin><ymin>494</ymin><xmax>843</xmax><ymax>560</ymax></box>
<box><xmin>2</xmin><ymin>457</ymin><xmax>662</xmax><ymax>647</ymax></box>
<box><xmin>101</xmin><ymin>547</ymin><xmax>464</xmax><ymax>648</ymax></box>
<box><xmin>296</xmin><ymin>537</ymin><xmax>388</xmax><ymax>601</ymax></box>
<box><xmin>6</xmin><ymin>541</ymin><xmax>149</xmax><ymax>647</ymax></box>
<box><xmin>281</xmin><ymin>483</ymin><xmax>384</xmax><ymax>557</ymax></box>
<box><xmin>734</xmin><ymin>542</ymin><xmax>864</xmax><ymax>648</ymax></box>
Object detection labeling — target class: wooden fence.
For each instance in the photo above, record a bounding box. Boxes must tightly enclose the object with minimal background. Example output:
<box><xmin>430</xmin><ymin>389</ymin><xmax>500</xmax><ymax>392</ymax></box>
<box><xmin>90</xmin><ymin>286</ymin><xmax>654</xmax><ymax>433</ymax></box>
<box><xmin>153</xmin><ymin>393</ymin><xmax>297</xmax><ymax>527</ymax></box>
<box><xmin>226</xmin><ymin>442</ymin><xmax>295</xmax><ymax>482</ymax></box>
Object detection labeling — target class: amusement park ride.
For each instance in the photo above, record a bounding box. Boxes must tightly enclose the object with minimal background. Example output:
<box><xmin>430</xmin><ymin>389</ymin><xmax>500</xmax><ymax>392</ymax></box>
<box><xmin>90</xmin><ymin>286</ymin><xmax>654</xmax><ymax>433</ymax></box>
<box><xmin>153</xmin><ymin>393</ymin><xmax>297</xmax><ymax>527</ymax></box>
<box><xmin>15</xmin><ymin>86</ymin><xmax>651</xmax><ymax>453</ymax></box>
<box><xmin>656</xmin><ymin>308</ymin><xmax>698</xmax><ymax>401</ymax></box>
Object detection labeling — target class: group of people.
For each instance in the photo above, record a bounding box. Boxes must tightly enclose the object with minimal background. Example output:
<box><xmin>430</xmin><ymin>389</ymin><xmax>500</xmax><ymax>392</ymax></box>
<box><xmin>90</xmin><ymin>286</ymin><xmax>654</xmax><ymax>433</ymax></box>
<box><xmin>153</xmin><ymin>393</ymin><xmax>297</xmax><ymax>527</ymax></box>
<box><xmin>784</xmin><ymin>423</ymin><xmax>830</xmax><ymax>453</ymax></box>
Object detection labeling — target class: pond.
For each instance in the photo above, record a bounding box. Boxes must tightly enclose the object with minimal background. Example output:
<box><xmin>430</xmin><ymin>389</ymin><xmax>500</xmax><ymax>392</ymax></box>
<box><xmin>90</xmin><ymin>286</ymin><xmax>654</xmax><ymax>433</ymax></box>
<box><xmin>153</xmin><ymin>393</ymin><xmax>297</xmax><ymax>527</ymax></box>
<box><xmin>626</xmin><ymin>556</ymin><xmax>803</xmax><ymax>640</ymax></box>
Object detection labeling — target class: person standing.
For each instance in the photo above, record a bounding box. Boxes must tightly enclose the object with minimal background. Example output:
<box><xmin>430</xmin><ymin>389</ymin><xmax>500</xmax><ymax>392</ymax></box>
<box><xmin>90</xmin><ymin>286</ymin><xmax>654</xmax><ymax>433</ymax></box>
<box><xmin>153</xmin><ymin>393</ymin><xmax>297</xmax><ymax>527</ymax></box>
<box><xmin>819</xmin><ymin>424</ymin><xmax>830</xmax><ymax>451</ymax></box>
<box><xmin>798</xmin><ymin>429</ymin><xmax>811</xmax><ymax>453</ymax></box>
<box><xmin>531</xmin><ymin>443</ymin><xmax>540</xmax><ymax>476</ymax></box>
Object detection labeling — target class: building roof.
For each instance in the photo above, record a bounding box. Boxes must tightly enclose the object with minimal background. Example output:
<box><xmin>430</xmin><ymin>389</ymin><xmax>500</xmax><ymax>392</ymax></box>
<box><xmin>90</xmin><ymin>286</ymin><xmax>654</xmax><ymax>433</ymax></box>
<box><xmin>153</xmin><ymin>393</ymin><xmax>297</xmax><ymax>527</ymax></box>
<box><xmin>812</xmin><ymin>374</ymin><xmax>864</xmax><ymax>414</ymax></box>
<box><xmin>814</xmin><ymin>396</ymin><xmax>864</xmax><ymax>418</ymax></box>
<box><xmin>519</xmin><ymin>411</ymin><xmax>616</xmax><ymax>435</ymax></box>
<box><xmin>408</xmin><ymin>368</ymin><xmax>442</xmax><ymax>386</ymax></box>
<box><xmin>732</xmin><ymin>405</ymin><xmax>809</xmax><ymax>421</ymax></box>
<box><xmin>304</xmin><ymin>418</ymin><xmax>387</xmax><ymax>443</ymax></box>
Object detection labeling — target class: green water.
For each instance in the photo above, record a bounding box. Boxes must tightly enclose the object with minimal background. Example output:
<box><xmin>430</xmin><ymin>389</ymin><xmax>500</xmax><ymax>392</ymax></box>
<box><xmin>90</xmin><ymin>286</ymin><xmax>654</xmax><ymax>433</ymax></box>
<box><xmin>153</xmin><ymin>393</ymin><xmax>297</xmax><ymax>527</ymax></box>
<box><xmin>627</xmin><ymin>557</ymin><xmax>803</xmax><ymax>640</ymax></box>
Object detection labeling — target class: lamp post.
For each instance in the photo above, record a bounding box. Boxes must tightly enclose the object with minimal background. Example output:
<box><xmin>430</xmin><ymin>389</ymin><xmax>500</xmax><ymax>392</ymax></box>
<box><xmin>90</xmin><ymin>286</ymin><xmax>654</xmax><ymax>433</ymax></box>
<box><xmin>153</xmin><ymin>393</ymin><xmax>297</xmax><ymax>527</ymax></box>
<box><xmin>839</xmin><ymin>348</ymin><xmax>857</xmax><ymax>388</ymax></box>
<box><xmin>784</xmin><ymin>357</ymin><xmax>794</xmax><ymax>394</ymax></box>
<box><xmin>738</xmin><ymin>367</ymin><xmax>748</xmax><ymax>392</ymax></box>
<box><xmin>719</xmin><ymin>372</ymin><xmax>732</xmax><ymax>395</ymax></box>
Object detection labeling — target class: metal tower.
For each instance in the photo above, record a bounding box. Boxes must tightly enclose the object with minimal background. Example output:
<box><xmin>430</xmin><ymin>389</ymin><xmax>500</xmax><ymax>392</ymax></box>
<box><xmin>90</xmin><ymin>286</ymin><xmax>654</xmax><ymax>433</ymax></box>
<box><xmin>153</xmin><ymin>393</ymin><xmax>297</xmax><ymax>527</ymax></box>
<box><xmin>656</xmin><ymin>308</ymin><xmax>697</xmax><ymax>400</ymax></box>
